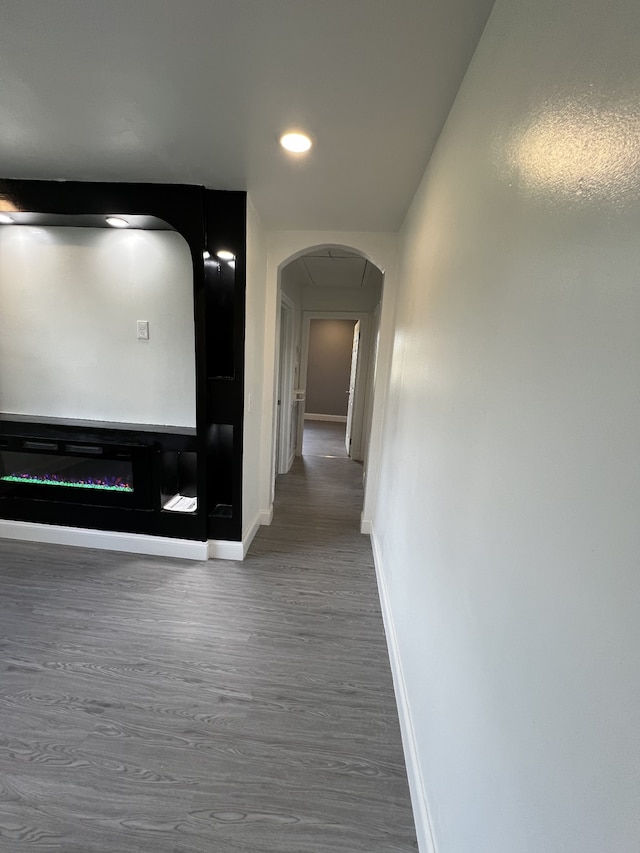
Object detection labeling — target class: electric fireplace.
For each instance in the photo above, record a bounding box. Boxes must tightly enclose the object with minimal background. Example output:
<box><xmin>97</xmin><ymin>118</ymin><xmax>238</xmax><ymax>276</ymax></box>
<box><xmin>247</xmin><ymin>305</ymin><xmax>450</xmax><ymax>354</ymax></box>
<box><xmin>0</xmin><ymin>435</ymin><xmax>154</xmax><ymax>509</ymax></box>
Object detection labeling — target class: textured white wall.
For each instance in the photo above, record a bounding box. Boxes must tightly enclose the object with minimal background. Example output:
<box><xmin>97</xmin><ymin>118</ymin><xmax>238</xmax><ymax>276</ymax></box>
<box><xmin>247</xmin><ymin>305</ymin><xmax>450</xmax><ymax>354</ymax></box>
<box><xmin>0</xmin><ymin>226</ymin><xmax>195</xmax><ymax>427</ymax></box>
<box><xmin>373</xmin><ymin>0</ymin><xmax>640</xmax><ymax>850</ymax></box>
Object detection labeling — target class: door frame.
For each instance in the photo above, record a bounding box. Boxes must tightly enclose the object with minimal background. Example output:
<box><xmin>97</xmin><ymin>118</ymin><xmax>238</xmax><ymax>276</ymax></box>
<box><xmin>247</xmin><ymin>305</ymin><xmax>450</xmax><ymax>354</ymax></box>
<box><xmin>299</xmin><ymin>311</ymin><xmax>371</xmax><ymax>461</ymax></box>
<box><xmin>345</xmin><ymin>319</ymin><xmax>361</xmax><ymax>455</ymax></box>
<box><xmin>276</xmin><ymin>293</ymin><xmax>297</xmax><ymax>474</ymax></box>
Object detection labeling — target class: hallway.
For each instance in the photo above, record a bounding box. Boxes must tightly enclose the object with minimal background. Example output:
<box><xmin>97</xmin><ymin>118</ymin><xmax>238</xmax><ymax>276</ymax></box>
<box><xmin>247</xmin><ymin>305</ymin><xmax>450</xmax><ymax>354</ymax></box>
<box><xmin>243</xmin><ymin>418</ymin><xmax>418</xmax><ymax>849</ymax></box>
<box><xmin>0</xmin><ymin>422</ymin><xmax>417</xmax><ymax>852</ymax></box>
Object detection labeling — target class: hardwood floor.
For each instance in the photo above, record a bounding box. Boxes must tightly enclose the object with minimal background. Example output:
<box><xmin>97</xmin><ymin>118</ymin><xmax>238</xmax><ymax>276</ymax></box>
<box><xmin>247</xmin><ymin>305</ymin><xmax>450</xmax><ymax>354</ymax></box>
<box><xmin>302</xmin><ymin>419</ymin><xmax>348</xmax><ymax>457</ymax></box>
<box><xmin>0</xmin><ymin>422</ymin><xmax>417</xmax><ymax>852</ymax></box>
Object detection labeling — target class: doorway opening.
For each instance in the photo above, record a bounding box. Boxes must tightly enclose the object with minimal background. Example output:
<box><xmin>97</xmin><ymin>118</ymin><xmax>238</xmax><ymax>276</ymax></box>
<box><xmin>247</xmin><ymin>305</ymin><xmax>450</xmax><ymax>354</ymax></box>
<box><xmin>300</xmin><ymin>315</ymin><xmax>364</xmax><ymax>460</ymax></box>
<box><xmin>273</xmin><ymin>245</ymin><xmax>383</xmax><ymax>522</ymax></box>
<box><xmin>302</xmin><ymin>317</ymin><xmax>358</xmax><ymax>457</ymax></box>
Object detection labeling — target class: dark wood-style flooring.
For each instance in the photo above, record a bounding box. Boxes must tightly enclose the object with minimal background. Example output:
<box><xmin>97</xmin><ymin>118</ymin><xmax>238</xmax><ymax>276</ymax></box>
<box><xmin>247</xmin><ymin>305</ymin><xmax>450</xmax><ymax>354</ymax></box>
<box><xmin>0</xmin><ymin>421</ymin><xmax>417</xmax><ymax>852</ymax></box>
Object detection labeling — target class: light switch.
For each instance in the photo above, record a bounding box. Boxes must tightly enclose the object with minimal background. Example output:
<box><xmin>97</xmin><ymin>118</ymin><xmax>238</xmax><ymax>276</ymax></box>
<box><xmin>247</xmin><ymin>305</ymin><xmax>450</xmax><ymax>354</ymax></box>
<box><xmin>137</xmin><ymin>320</ymin><xmax>149</xmax><ymax>340</ymax></box>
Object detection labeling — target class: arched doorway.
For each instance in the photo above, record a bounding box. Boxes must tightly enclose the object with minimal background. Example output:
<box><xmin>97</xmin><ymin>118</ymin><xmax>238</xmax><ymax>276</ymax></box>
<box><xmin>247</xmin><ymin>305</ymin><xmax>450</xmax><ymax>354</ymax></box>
<box><xmin>264</xmin><ymin>234</ymin><xmax>397</xmax><ymax>533</ymax></box>
<box><xmin>277</xmin><ymin>247</ymin><xmax>382</xmax><ymax>470</ymax></box>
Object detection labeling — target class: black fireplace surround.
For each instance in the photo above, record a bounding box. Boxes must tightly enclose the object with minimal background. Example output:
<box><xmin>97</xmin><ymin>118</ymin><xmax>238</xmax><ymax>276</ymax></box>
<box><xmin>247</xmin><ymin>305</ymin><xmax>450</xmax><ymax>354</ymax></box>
<box><xmin>0</xmin><ymin>179</ymin><xmax>246</xmax><ymax>543</ymax></box>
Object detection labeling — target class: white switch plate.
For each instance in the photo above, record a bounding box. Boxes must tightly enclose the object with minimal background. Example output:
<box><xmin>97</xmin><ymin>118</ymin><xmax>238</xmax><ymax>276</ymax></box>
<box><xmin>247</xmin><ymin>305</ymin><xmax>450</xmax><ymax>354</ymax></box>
<box><xmin>137</xmin><ymin>320</ymin><xmax>149</xmax><ymax>340</ymax></box>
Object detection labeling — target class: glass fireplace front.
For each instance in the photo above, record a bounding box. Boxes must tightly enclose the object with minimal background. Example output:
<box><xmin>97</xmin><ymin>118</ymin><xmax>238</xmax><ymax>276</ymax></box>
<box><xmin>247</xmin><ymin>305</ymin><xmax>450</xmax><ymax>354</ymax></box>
<box><xmin>0</xmin><ymin>437</ymin><xmax>153</xmax><ymax>508</ymax></box>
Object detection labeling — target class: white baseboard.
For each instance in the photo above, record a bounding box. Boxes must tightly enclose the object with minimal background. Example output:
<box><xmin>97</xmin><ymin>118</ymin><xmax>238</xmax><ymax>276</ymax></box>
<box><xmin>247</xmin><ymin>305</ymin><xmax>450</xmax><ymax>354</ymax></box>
<box><xmin>0</xmin><ymin>519</ymin><xmax>209</xmax><ymax>561</ymax></box>
<box><xmin>208</xmin><ymin>539</ymin><xmax>245</xmax><ymax>560</ymax></box>
<box><xmin>370</xmin><ymin>527</ymin><xmax>436</xmax><ymax>853</ymax></box>
<box><xmin>304</xmin><ymin>413</ymin><xmax>347</xmax><ymax>423</ymax></box>
<box><xmin>360</xmin><ymin>513</ymin><xmax>372</xmax><ymax>535</ymax></box>
<box><xmin>209</xmin><ymin>505</ymin><xmax>273</xmax><ymax>561</ymax></box>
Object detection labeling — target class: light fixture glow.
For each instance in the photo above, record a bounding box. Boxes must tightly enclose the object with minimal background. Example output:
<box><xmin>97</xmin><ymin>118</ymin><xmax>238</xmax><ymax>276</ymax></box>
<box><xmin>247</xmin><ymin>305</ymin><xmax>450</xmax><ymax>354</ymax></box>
<box><xmin>105</xmin><ymin>216</ymin><xmax>129</xmax><ymax>228</ymax></box>
<box><xmin>227</xmin><ymin>260</ymin><xmax>236</xmax><ymax>270</ymax></box>
<box><xmin>280</xmin><ymin>132</ymin><xmax>312</xmax><ymax>153</ymax></box>
<box><xmin>216</xmin><ymin>249</ymin><xmax>234</xmax><ymax>261</ymax></box>
<box><xmin>0</xmin><ymin>213</ymin><xmax>14</xmax><ymax>224</ymax></box>
<box><xmin>203</xmin><ymin>250</ymin><xmax>211</xmax><ymax>260</ymax></box>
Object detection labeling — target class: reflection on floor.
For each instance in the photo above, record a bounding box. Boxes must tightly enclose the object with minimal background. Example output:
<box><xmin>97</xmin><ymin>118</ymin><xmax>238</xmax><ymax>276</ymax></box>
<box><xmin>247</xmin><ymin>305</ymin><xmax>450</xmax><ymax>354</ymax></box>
<box><xmin>0</xmin><ymin>420</ymin><xmax>418</xmax><ymax>852</ymax></box>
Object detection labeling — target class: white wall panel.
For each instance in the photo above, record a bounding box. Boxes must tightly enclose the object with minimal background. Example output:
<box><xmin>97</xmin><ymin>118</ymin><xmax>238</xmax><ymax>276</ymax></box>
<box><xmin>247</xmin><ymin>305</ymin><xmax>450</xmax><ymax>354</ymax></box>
<box><xmin>243</xmin><ymin>196</ymin><xmax>269</xmax><ymax>540</ymax></box>
<box><xmin>0</xmin><ymin>226</ymin><xmax>195</xmax><ymax>427</ymax></box>
<box><xmin>373</xmin><ymin>0</ymin><xmax>640</xmax><ymax>850</ymax></box>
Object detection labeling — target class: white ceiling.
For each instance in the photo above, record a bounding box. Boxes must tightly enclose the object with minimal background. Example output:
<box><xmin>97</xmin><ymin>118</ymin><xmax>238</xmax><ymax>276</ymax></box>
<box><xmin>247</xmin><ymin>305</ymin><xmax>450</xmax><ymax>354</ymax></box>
<box><xmin>0</xmin><ymin>0</ymin><xmax>495</xmax><ymax>231</ymax></box>
<box><xmin>286</xmin><ymin>248</ymin><xmax>383</xmax><ymax>290</ymax></box>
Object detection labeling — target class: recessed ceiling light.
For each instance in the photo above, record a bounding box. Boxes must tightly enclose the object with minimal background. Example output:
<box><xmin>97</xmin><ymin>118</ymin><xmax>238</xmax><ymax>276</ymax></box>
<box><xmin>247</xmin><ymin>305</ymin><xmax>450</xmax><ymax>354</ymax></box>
<box><xmin>280</xmin><ymin>132</ymin><xmax>312</xmax><ymax>153</ymax></box>
<box><xmin>106</xmin><ymin>216</ymin><xmax>129</xmax><ymax>228</ymax></box>
<box><xmin>216</xmin><ymin>249</ymin><xmax>234</xmax><ymax>261</ymax></box>
<box><xmin>0</xmin><ymin>213</ymin><xmax>14</xmax><ymax>224</ymax></box>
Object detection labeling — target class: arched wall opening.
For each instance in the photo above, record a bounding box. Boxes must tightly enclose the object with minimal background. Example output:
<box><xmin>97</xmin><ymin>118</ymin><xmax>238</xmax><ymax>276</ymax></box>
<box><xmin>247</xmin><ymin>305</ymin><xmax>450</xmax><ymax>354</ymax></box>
<box><xmin>260</xmin><ymin>231</ymin><xmax>399</xmax><ymax>533</ymax></box>
<box><xmin>278</xmin><ymin>246</ymin><xmax>382</xmax><ymax>471</ymax></box>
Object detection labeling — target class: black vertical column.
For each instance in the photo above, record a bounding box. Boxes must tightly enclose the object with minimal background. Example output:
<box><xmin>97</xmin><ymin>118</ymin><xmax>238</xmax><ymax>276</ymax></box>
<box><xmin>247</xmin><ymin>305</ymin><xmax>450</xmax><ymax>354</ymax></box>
<box><xmin>203</xmin><ymin>190</ymin><xmax>246</xmax><ymax>541</ymax></box>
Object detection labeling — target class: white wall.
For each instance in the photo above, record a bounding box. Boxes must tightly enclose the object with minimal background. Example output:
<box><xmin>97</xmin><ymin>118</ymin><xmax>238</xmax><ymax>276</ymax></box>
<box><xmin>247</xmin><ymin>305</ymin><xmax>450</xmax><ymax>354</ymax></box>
<box><xmin>243</xmin><ymin>196</ymin><xmax>269</xmax><ymax>539</ymax></box>
<box><xmin>0</xmin><ymin>226</ymin><xmax>195</xmax><ymax>427</ymax></box>
<box><xmin>373</xmin><ymin>0</ymin><xmax>640</xmax><ymax>851</ymax></box>
<box><xmin>281</xmin><ymin>266</ymin><xmax>303</xmax><ymax>309</ymax></box>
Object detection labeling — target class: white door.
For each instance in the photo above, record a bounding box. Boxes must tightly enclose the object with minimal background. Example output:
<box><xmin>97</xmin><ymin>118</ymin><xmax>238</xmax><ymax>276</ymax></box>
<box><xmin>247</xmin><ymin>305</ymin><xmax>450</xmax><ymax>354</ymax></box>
<box><xmin>345</xmin><ymin>320</ymin><xmax>360</xmax><ymax>456</ymax></box>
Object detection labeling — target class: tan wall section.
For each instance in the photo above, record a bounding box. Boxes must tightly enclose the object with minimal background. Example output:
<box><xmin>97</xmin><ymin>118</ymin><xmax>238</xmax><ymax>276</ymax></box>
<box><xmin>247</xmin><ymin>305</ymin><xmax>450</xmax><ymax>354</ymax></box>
<box><xmin>305</xmin><ymin>319</ymin><xmax>356</xmax><ymax>416</ymax></box>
